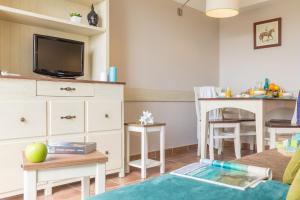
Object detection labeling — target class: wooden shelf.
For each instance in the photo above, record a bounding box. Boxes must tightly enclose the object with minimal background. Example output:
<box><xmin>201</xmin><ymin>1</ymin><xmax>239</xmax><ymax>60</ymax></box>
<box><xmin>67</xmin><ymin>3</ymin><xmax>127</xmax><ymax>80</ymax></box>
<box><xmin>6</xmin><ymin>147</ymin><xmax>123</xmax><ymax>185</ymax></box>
<box><xmin>129</xmin><ymin>159</ymin><xmax>161</xmax><ymax>169</ymax></box>
<box><xmin>69</xmin><ymin>0</ymin><xmax>104</xmax><ymax>6</ymax></box>
<box><xmin>0</xmin><ymin>5</ymin><xmax>105</xmax><ymax>36</ymax></box>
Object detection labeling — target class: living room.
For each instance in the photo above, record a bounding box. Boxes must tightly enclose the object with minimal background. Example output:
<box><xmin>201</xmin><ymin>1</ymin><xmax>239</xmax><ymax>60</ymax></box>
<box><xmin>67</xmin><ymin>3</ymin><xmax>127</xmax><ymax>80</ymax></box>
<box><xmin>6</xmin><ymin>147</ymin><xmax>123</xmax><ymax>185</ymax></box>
<box><xmin>0</xmin><ymin>0</ymin><xmax>300</xmax><ymax>199</ymax></box>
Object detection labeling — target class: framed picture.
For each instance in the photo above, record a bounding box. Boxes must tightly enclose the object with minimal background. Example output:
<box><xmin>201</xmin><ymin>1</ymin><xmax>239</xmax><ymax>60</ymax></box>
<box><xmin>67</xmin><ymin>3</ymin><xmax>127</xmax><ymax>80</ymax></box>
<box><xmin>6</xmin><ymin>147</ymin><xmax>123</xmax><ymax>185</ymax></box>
<box><xmin>254</xmin><ymin>18</ymin><xmax>282</xmax><ymax>49</ymax></box>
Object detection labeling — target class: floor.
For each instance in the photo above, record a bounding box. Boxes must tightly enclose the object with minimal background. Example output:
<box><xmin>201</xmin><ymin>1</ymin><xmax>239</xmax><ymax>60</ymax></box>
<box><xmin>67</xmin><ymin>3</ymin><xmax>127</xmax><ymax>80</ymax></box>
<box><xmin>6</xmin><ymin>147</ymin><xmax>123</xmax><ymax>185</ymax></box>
<box><xmin>6</xmin><ymin>144</ymin><xmax>254</xmax><ymax>200</ymax></box>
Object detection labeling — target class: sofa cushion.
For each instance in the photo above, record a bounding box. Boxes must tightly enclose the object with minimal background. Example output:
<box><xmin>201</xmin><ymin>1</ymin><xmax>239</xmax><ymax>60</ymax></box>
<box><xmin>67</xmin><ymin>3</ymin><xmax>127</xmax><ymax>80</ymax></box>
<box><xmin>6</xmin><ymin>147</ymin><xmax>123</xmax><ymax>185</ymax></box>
<box><xmin>286</xmin><ymin>168</ymin><xmax>300</xmax><ymax>200</ymax></box>
<box><xmin>283</xmin><ymin>148</ymin><xmax>300</xmax><ymax>184</ymax></box>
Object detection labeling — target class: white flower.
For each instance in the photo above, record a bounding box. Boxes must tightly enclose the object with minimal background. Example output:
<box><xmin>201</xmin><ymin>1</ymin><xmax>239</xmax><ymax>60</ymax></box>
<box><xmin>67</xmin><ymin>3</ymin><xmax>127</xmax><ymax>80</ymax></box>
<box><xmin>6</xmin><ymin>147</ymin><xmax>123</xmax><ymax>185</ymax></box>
<box><xmin>139</xmin><ymin>111</ymin><xmax>154</xmax><ymax>125</ymax></box>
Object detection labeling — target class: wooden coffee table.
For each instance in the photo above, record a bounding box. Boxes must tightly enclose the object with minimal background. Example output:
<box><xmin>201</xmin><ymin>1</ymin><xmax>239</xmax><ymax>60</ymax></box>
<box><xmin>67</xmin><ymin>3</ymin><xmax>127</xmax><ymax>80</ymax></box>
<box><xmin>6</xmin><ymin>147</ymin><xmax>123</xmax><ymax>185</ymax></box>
<box><xmin>21</xmin><ymin>152</ymin><xmax>108</xmax><ymax>200</ymax></box>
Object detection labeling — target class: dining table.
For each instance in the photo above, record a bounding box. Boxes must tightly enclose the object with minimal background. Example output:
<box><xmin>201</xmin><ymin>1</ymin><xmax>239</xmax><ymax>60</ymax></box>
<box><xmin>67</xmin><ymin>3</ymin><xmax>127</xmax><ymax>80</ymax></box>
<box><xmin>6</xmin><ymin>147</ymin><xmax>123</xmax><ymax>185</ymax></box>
<box><xmin>198</xmin><ymin>97</ymin><xmax>296</xmax><ymax>159</ymax></box>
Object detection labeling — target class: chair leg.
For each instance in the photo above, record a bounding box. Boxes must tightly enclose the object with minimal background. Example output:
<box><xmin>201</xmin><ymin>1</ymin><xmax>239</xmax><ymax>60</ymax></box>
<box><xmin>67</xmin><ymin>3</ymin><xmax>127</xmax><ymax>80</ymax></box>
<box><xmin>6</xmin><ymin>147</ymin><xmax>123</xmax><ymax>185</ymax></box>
<box><xmin>209</xmin><ymin>124</ymin><xmax>215</xmax><ymax>160</ymax></box>
<box><xmin>233</xmin><ymin>124</ymin><xmax>241</xmax><ymax>159</ymax></box>
<box><xmin>249</xmin><ymin>136</ymin><xmax>255</xmax><ymax>151</ymax></box>
<box><xmin>269</xmin><ymin>128</ymin><xmax>277</xmax><ymax>149</ymax></box>
<box><xmin>218</xmin><ymin>139</ymin><xmax>223</xmax><ymax>155</ymax></box>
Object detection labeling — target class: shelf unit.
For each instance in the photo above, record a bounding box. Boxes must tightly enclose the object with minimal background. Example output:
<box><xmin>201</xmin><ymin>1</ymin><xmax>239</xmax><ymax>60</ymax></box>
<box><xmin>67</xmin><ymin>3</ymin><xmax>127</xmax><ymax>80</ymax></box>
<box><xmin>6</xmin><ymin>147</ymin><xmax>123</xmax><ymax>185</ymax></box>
<box><xmin>0</xmin><ymin>0</ymin><xmax>110</xmax><ymax>81</ymax></box>
<box><xmin>0</xmin><ymin>5</ymin><xmax>105</xmax><ymax>36</ymax></box>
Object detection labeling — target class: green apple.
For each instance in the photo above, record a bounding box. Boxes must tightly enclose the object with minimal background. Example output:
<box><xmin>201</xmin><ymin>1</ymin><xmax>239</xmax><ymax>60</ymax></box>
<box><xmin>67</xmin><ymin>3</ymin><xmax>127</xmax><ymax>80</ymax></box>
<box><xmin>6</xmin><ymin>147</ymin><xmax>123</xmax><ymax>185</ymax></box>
<box><xmin>25</xmin><ymin>143</ymin><xmax>48</xmax><ymax>163</ymax></box>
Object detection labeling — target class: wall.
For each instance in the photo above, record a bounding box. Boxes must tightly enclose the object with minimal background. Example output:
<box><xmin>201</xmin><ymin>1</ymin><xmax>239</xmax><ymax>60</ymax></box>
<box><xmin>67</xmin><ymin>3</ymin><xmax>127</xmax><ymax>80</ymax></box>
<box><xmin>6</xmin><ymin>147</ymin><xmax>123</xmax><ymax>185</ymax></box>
<box><xmin>110</xmin><ymin>0</ymin><xmax>219</xmax><ymax>154</ymax></box>
<box><xmin>219</xmin><ymin>0</ymin><xmax>300</xmax><ymax>93</ymax></box>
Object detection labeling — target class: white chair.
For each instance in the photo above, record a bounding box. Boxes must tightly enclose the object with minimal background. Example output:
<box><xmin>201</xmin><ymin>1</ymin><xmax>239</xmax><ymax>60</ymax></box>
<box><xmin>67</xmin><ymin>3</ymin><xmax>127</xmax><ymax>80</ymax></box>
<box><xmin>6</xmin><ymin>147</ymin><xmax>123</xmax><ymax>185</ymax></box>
<box><xmin>194</xmin><ymin>86</ymin><xmax>222</xmax><ymax>156</ymax></box>
<box><xmin>209</xmin><ymin>119</ymin><xmax>241</xmax><ymax>160</ymax></box>
<box><xmin>194</xmin><ymin>87</ymin><xmax>256</xmax><ymax>159</ymax></box>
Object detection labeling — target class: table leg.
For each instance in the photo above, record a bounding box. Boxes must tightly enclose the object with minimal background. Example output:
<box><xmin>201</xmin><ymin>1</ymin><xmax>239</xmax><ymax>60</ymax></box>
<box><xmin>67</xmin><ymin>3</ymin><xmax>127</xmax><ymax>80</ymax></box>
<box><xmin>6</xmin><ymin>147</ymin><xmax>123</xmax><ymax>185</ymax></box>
<box><xmin>141</xmin><ymin>128</ymin><xmax>148</xmax><ymax>179</ymax></box>
<box><xmin>197</xmin><ymin>121</ymin><xmax>201</xmax><ymax>156</ymax></box>
<box><xmin>255</xmin><ymin>102</ymin><xmax>266</xmax><ymax>153</ymax></box>
<box><xmin>200</xmin><ymin>105</ymin><xmax>209</xmax><ymax>159</ymax></box>
<box><xmin>24</xmin><ymin>170</ymin><xmax>37</xmax><ymax>200</ymax></box>
<box><xmin>160</xmin><ymin>126</ymin><xmax>165</xmax><ymax>174</ymax></box>
<box><xmin>81</xmin><ymin>177</ymin><xmax>90</xmax><ymax>200</ymax></box>
<box><xmin>125</xmin><ymin>126</ymin><xmax>130</xmax><ymax>174</ymax></box>
<box><xmin>44</xmin><ymin>182</ymin><xmax>53</xmax><ymax>198</ymax></box>
<box><xmin>95</xmin><ymin>163</ymin><xmax>106</xmax><ymax>194</ymax></box>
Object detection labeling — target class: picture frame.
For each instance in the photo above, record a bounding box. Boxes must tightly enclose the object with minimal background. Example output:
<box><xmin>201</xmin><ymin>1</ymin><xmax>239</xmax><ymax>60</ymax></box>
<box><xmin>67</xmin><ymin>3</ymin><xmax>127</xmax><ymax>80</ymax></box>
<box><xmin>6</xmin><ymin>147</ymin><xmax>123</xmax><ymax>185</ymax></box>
<box><xmin>254</xmin><ymin>18</ymin><xmax>282</xmax><ymax>49</ymax></box>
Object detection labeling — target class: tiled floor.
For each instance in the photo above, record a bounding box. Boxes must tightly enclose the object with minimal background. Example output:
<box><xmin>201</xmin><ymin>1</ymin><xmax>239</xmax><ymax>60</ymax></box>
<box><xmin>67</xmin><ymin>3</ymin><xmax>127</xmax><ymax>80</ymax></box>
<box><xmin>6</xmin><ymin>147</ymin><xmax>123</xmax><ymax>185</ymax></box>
<box><xmin>6</xmin><ymin>144</ymin><xmax>254</xmax><ymax>200</ymax></box>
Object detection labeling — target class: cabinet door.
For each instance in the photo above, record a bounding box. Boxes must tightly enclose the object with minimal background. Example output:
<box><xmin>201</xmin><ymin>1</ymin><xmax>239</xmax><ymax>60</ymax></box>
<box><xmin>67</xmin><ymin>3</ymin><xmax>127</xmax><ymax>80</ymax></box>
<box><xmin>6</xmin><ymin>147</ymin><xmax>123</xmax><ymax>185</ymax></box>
<box><xmin>48</xmin><ymin>100</ymin><xmax>85</xmax><ymax>135</ymax></box>
<box><xmin>87</xmin><ymin>131</ymin><xmax>122</xmax><ymax>171</ymax></box>
<box><xmin>0</xmin><ymin>101</ymin><xmax>46</xmax><ymax>140</ymax></box>
<box><xmin>86</xmin><ymin>100</ymin><xmax>122</xmax><ymax>132</ymax></box>
<box><xmin>0</xmin><ymin>140</ymin><xmax>45</xmax><ymax>194</ymax></box>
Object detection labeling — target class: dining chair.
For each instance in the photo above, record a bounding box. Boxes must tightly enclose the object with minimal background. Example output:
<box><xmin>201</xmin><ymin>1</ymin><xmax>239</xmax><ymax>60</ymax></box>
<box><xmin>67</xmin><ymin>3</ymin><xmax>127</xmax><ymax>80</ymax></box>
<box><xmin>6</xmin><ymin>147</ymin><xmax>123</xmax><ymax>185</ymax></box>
<box><xmin>266</xmin><ymin>102</ymin><xmax>300</xmax><ymax>149</ymax></box>
<box><xmin>194</xmin><ymin>87</ymin><xmax>256</xmax><ymax>159</ymax></box>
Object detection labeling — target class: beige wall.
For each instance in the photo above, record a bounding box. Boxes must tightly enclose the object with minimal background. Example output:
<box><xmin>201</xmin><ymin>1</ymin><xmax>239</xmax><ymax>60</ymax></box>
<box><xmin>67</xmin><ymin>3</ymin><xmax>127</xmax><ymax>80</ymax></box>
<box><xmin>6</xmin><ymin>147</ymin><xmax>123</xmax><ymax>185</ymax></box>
<box><xmin>219</xmin><ymin>0</ymin><xmax>300</xmax><ymax>93</ymax></box>
<box><xmin>110</xmin><ymin>0</ymin><xmax>219</xmax><ymax>154</ymax></box>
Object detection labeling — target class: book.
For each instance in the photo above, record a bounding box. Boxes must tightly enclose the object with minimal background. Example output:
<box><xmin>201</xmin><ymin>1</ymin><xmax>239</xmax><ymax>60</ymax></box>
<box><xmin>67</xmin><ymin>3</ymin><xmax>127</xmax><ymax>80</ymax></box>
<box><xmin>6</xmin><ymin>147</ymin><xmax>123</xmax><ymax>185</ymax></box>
<box><xmin>171</xmin><ymin>159</ymin><xmax>272</xmax><ymax>191</ymax></box>
<box><xmin>47</xmin><ymin>142</ymin><xmax>97</xmax><ymax>154</ymax></box>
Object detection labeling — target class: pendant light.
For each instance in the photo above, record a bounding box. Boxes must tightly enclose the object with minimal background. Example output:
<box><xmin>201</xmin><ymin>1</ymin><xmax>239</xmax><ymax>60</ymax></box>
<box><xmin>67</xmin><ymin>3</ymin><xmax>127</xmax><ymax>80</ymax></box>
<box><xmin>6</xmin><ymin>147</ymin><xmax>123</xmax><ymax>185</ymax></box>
<box><xmin>206</xmin><ymin>0</ymin><xmax>239</xmax><ymax>18</ymax></box>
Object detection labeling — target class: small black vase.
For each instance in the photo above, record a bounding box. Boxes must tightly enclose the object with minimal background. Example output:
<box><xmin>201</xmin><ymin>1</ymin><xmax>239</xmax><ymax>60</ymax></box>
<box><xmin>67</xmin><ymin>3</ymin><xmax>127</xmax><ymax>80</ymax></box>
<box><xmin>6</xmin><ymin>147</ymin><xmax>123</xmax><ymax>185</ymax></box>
<box><xmin>87</xmin><ymin>4</ymin><xmax>99</xmax><ymax>26</ymax></box>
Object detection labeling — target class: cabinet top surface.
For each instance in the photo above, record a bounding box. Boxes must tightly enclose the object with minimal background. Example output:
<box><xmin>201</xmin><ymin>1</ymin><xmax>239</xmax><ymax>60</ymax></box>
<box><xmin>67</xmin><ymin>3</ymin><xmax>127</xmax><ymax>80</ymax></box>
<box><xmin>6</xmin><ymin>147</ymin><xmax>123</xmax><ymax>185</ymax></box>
<box><xmin>22</xmin><ymin>151</ymin><xmax>108</xmax><ymax>171</ymax></box>
<box><xmin>0</xmin><ymin>75</ymin><xmax>126</xmax><ymax>85</ymax></box>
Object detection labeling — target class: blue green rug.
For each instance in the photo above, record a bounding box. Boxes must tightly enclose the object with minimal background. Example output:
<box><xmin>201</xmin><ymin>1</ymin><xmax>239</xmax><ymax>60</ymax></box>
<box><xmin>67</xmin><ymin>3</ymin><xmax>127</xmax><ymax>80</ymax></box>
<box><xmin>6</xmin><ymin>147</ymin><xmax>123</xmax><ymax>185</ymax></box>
<box><xmin>89</xmin><ymin>175</ymin><xmax>289</xmax><ymax>200</ymax></box>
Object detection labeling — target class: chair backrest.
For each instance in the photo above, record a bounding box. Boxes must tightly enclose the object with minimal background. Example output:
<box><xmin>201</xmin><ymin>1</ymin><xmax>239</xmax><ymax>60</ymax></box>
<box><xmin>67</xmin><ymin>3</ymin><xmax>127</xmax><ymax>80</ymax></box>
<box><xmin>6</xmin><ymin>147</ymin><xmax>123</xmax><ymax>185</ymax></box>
<box><xmin>194</xmin><ymin>86</ymin><xmax>221</xmax><ymax>121</ymax></box>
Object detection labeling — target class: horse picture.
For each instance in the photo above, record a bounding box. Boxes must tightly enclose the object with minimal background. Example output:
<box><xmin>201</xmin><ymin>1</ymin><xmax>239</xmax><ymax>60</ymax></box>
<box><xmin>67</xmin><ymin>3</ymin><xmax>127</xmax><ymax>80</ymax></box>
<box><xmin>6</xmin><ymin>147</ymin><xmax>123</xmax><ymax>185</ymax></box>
<box><xmin>259</xmin><ymin>28</ymin><xmax>275</xmax><ymax>43</ymax></box>
<box><xmin>254</xmin><ymin>18</ymin><xmax>281</xmax><ymax>49</ymax></box>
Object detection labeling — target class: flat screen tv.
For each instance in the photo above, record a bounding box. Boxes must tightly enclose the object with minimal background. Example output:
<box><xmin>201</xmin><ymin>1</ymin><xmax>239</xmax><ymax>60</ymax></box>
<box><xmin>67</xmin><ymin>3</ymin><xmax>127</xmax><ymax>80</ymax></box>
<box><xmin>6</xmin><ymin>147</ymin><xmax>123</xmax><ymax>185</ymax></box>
<box><xmin>33</xmin><ymin>34</ymin><xmax>84</xmax><ymax>78</ymax></box>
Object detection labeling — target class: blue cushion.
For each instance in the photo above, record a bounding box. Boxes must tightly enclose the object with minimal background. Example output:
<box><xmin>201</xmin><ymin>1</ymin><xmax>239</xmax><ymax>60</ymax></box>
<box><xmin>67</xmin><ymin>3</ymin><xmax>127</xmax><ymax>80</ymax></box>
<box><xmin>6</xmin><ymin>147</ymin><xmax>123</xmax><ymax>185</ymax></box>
<box><xmin>89</xmin><ymin>175</ymin><xmax>289</xmax><ymax>200</ymax></box>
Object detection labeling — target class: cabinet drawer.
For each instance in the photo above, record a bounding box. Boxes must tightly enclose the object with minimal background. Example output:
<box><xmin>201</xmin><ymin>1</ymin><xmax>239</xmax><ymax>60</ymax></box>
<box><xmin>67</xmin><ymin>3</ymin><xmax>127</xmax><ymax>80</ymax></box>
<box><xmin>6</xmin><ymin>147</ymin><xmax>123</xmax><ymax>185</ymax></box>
<box><xmin>0</xmin><ymin>101</ymin><xmax>46</xmax><ymax>140</ymax></box>
<box><xmin>86</xmin><ymin>100</ymin><xmax>122</xmax><ymax>132</ymax></box>
<box><xmin>37</xmin><ymin>81</ymin><xmax>94</xmax><ymax>97</ymax></box>
<box><xmin>87</xmin><ymin>131</ymin><xmax>122</xmax><ymax>171</ymax></box>
<box><xmin>0</xmin><ymin>79</ymin><xmax>36</xmax><ymax>97</ymax></box>
<box><xmin>48</xmin><ymin>100</ymin><xmax>85</xmax><ymax>136</ymax></box>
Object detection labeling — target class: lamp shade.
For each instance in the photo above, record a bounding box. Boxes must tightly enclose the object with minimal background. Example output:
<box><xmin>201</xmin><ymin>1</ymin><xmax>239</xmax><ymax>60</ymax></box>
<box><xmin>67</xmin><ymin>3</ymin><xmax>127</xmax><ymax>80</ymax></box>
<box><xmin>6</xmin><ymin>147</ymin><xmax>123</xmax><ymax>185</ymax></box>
<box><xmin>206</xmin><ymin>0</ymin><xmax>239</xmax><ymax>18</ymax></box>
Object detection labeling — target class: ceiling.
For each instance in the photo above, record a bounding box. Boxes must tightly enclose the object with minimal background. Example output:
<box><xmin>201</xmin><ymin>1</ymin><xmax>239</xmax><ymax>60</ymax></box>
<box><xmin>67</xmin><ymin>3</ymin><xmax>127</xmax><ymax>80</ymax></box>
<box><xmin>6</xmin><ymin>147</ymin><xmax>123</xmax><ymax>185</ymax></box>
<box><xmin>173</xmin><ymin>0</ymin><xmax>273</xmax><ymax>12</ymax></box>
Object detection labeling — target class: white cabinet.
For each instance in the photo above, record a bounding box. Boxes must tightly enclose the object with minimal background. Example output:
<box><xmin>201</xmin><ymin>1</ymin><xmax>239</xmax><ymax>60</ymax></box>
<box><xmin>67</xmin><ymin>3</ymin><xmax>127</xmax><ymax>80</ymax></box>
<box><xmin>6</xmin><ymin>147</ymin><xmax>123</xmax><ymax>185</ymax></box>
<box><xmin>48</xmin><ymin>100</ymin><xmax>85</xmax><ymax>136</ymax></box>
<box><xmin>0</xmin><ymin>101</ymin><xmax>47</xmax><ymax>140</ymax></box>
<box><xmin>87</xmin><ymin>131</ymin><xmax>122</xmax><ymax>172</ymax></box>
<box><xmin>0</xmin><ymin>140</ymin><xmax>46</xmax><ymax>195</ymax></box>
<box><xmin>0</xmin><ymin>78</ymin><xmax>124</xmax><ymax>198</ymax></box>
<box><xmin>86</xmin><ymin>100</ymin><xmax>122</xmax><ymax>132</ymax></box>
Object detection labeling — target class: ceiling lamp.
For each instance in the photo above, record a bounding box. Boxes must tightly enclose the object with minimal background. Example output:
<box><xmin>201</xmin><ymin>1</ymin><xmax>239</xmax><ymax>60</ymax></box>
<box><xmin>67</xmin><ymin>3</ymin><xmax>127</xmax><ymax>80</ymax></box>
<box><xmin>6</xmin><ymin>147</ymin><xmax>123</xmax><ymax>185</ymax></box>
<box><xmin>206</xmin><ymin>0</ymin><xmax>239</xmax><ymax>18</ymax></box>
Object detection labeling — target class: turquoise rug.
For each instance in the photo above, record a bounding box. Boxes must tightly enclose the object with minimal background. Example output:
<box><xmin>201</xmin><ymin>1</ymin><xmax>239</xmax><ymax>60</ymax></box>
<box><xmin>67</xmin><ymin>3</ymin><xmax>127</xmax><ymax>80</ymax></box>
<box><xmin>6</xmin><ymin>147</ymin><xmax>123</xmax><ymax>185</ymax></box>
<box><xmin>89</xmin><ymin>175</ymin><xmax>289</xmax><ymax>200</ymax></box>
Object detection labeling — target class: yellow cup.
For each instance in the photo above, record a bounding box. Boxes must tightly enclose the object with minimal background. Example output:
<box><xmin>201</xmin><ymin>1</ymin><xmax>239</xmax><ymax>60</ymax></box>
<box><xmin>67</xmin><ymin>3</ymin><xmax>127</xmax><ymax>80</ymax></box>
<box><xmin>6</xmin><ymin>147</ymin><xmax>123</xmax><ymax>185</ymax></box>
<box><xmin>225</xmin><ymin>88</ymin><xmax>232</xmax><ymax>98</ymax></box>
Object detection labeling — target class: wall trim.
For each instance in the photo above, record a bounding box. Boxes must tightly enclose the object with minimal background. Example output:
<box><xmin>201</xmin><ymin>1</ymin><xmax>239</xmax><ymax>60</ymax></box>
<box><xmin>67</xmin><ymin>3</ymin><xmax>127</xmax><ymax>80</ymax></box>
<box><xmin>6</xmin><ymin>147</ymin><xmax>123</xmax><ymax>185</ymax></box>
<box><xmin>125</xmin><ymin>88</ymin><xmax>194</xmax><ymax>102</ymax></box>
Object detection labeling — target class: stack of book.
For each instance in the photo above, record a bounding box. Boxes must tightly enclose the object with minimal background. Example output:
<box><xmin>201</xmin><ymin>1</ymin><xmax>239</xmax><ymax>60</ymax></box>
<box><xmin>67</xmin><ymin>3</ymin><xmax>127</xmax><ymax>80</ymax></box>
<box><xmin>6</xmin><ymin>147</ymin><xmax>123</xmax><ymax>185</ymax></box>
<box><xmin>47</xmin><ymin>142</ymin><xmax>97</xmax><ymax>154</ymax></box>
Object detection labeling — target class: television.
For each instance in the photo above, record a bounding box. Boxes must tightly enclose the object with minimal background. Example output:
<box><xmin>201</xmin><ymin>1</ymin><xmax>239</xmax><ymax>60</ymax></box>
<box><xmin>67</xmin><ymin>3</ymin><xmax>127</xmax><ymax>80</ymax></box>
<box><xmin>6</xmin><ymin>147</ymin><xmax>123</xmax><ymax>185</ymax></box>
<box><xmin>33</xmin><ymin>34</ymin><xmax>84</xmax><ymax>78</ymax></box>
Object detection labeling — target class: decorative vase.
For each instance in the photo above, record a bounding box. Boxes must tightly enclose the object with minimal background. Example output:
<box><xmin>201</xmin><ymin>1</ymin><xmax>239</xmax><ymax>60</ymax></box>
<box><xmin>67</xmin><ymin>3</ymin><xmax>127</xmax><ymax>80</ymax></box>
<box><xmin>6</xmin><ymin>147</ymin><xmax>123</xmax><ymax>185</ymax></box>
<box><xmin>87</xmin><ymin>4</ymin><xmax>99</xmax><ymax>26</ymax></box>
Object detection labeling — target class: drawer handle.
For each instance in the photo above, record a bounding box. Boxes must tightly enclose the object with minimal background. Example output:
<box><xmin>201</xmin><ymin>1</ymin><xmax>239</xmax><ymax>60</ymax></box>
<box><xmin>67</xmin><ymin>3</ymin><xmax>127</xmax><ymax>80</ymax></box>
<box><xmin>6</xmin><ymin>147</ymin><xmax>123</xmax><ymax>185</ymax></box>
<box><xmin>60</xmin><ymin>115</ymin><xmax>76</xmax><ymax>120</ymax></box>
<box><xmin>60</xmin><ymin>87</ymin><xmax>76</xmax><ymax>92</ymax></box>
<box><xmin>105</xmin><ymin>151</ymin><xmax>109</xmax><ymax>155</ymax></box>
<box><xmin>20</xmin><ymin>117</ymin><xmax>26</xmax><ymax>122</ymax></box>
<box><xmin>105</xmin><ymin>114</ymin><xmax>109</xmax><ymax>118</ymax></box>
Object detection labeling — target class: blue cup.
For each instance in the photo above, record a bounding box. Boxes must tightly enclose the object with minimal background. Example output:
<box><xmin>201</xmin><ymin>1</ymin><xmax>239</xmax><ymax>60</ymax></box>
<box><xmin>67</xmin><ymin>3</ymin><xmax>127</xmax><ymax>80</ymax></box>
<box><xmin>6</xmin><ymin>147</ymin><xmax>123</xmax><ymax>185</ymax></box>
<box><xmin>109</xmin><ymin>66</ymin><xmax>117</xmax><ymax>82</ymax></box>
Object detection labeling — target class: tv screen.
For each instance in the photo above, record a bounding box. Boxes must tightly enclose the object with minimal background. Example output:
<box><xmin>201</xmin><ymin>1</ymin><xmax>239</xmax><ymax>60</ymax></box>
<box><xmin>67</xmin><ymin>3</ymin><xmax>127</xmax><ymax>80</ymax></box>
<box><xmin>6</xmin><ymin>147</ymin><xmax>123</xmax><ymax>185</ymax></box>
<box><xmin>33</xmin><ymin>34</ymin><xmax>84</xmax><ymax>78</ymax></box>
